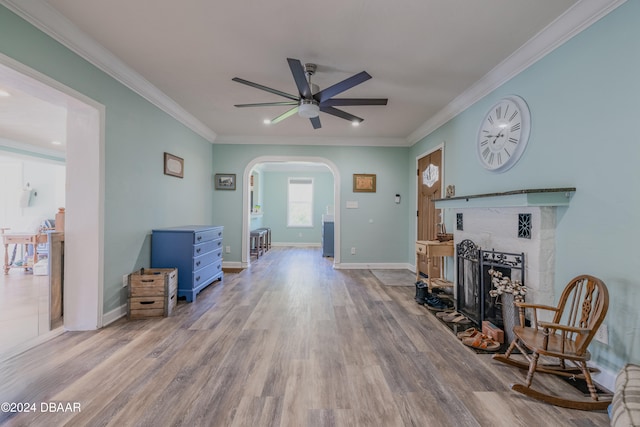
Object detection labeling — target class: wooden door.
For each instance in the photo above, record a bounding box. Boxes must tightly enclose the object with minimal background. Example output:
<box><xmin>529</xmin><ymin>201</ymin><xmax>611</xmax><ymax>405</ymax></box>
<box><xmin>417</xmin><ymin>149</ymin><xmax>442</xmax><ymax>279</ymax></box>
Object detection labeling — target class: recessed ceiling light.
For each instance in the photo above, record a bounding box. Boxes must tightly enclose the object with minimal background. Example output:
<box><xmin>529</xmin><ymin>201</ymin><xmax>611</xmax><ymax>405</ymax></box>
<box><xmin>0</xmin><ymin>89</ymin><xmax>10</xmax><ymax>97</ymax></box>
<box><xmin>51</xmin><ymin>140</ymin><xmax>62</xmax><ymax>145</ymax></box>
<box><xmin>263</xmin><ymin>119</ymin><xmax>271</xmax><ymax>125</ymax></box>
<box><xmin>351</xmin><ymin>121</ymin><xmax>360</xmax><ymax>127</ymax></box>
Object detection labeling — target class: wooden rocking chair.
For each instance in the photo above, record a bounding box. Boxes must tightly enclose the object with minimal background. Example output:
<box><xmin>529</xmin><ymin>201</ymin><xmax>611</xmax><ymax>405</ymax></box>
<box><xmin>493</xmin><ymin>274</ymin><xmax>611</xmax><ymax>410</ymax></box>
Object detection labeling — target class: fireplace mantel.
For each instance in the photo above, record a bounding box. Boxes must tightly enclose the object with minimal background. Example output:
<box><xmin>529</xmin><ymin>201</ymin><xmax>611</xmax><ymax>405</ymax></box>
<box><xmin>434</xmin><ymin>187</ymin><xmax>575</xmax><ymax>209</ymax></box>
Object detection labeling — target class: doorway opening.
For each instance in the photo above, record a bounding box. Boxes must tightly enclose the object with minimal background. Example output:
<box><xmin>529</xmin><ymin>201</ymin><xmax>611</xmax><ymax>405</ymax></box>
<box><xmin>416</xmin><ymin>145</ymin><xmax>445</xmax><ymax>276</ymax></box>
<box><xmin>0</xmin><ymin>54</ymin><xmax>104</xmax><ymax>359</ymax></box>
<box><xmin>242</xmin><ymin>156</ymin><xmax>341</xmax><ymax>267</ymax></box>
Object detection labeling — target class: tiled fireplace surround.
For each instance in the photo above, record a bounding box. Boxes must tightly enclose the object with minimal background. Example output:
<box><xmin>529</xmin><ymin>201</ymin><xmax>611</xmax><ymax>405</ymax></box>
<box><xmin>435</xmin><ymin>188</ymin><xmax>576</xmax><ymax>312</ymax></box>
<box><xmin>453</xmin><ymin>206</ymin><xmax>556</xmax><ymax>308</ymax></box>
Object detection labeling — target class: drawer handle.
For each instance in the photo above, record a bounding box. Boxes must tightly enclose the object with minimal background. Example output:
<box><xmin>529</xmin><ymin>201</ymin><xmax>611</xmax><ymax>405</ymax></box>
<box><xmin>218</xmin><ymin>232</ymin><xmax>222</xmax><ymax>237</ymax></box>
<box><xmin>141</xmin><ymin>279</ymin><xmax>155</xmax><ymax>283</ymax></box>
<box><xmin>195</xmin><ymin>276</ymin><xmax>200</xmax><ymax>282</ymax></box>
<box><xmin>197</xmin><ymin>236</ymin><xmax>202</xmax><ymax>241</ymax></box>
<box><xmin>217</xmin><ymin>265</ymin><xmax>221</xmax><ymax>270</ymax></box>
<box><xmin>196</xmin><ymin>261</ymin><xmax>201</xmax><ymax>267</ymax></box>
<box><xmin>140</xmin><ymin>301</ymin><xmax>155</xmax><ymax>305</ymax></box>
<box><xmin>217</xmin><ymin>241</ymin><xmax>221</xmax><ymax>247</ymax></box>
<box><xmin>196</xmin><ymin>248</ymin><xmax>201</xmax><ymax>254</ymax></box>
<box><xmin>217</xmin><ymin>253</ymin><xmax>221</xmax><ymax>258</ymax></box>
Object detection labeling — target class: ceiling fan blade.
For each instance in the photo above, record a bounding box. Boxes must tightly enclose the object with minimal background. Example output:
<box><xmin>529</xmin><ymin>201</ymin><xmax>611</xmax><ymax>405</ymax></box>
<box><xmin>234</xmin><ymin>101</ymin><xmax>298</xmax><ymax>108</ymax></box>
<box><xmin>270</xmin><ymin>106</ymin><xmax>299</xmax><ymax>124</ymax></box>
<box><xmin>315</xmin><ymin>71</ymin><xmax>372</xmax><ymax>103</ymax></box>
<box><xmin>321</xmin><ymin>98</ymin><xmax>388</xmax><ymax>107</ymax></box>
<box><xmin>320</xmin><ymin>106</ymin><xmax>364</xmax><ymax>123</ymax></box>
<box><xmin>287</xmin><ymin>58</ymin><xmax>312</xmax><ymax>99</ymax></box>
<box><xmin>310</xmin><ymin>116</ymin><xmax>321</xmax><ymax>129</ymax></box>
<box><xmin>232</xmin><ymin>77</ymin><xmax>299</xmax><ymax>101</ymax></box>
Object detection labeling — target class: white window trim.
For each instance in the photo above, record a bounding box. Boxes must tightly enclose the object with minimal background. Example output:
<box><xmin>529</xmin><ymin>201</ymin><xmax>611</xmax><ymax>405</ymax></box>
<box><xmin>287</xmin><ymin>177</ymin><xmax>314</xmax><ymax>228</ymax></box>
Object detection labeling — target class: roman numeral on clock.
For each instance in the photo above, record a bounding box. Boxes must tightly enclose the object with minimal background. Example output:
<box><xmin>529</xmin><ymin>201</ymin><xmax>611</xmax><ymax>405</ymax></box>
<box><xmin>509</xmin><ymin>110</ymin><xmax>518</xmax><ymax>122</ymax></box>
<box><xmin>511</xmin><ymin>123</ymin><xmax>521</xmax><ymax>132</ymax></box>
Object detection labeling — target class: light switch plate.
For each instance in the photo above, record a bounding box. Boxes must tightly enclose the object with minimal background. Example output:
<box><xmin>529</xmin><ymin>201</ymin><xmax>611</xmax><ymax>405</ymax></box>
<box><xmin>346</xmin><ymin>201</ymin><xmax>358</xmax><ymax>209</ymax></box>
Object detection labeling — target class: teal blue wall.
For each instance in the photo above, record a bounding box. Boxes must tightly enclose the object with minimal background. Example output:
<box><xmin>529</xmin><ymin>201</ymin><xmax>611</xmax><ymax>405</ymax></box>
<box><xmin>3</xmin><ymin>0</ymin><xmax>636</xmax><ymax>374</ymax></box>
<box><xmin>0</xmin><ymin>6</ymin><xmax>214</xmax><ymax>313</ymax></box>
<box><xmin>211</xmin><ymin>145</ymin><xmax>409</xmax><ymax>264</ymax></box>
<box><xmin>261</xmin><ymin>170</ymin><xmax>334</xmax><ymax>244</ymax></box>
<box><xmin>409</xmin><ymin>1</ymin><xmax>640</xmax><ymax>371</ymax></box>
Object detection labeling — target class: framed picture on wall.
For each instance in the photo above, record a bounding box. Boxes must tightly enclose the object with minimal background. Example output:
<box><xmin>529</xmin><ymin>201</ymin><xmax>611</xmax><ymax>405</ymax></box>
<box><xmin>164</xmin><ymin>152</ymin><xmax>184</xmax><ymax>178</ymax></box>
<box><xmin>215</xmin><ymin>173</ymin><xmax>236</xmax><ymax>190</ymax></box>
<box><xmin>353</xmin><ymin>174</ymin><xmax>376</xmax><ymax>192</ymax></box>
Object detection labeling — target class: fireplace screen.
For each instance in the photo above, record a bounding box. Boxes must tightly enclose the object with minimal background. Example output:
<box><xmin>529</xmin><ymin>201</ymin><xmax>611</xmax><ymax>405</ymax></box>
<box><xmin>456</xmin><ymin>239</ymin><xmax>526</xmax><ymax>329</ymax></box>
<box><xmin>456</xmin><ymin>239</ymin><xmax>480</xmax><ymax>325</ymax></box>
<box><xmin>480</xmin><ymin>249</ymin><xmax>525</xmax><ymax>328</ymax></box>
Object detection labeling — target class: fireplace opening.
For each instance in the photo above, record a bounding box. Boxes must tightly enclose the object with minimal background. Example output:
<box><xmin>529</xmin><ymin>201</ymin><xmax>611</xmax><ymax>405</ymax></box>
<box><xmin>456</xmin><ymin>240</ymin><xmax>525</xmax><ymax>332</ymax></box>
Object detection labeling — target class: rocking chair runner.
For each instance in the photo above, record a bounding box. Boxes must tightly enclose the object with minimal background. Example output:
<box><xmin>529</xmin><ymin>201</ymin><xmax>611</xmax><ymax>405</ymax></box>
<box><xmin>493</xmin><ymin>274</ymin><xmax>611</xmax><ymax>410</ymax></box>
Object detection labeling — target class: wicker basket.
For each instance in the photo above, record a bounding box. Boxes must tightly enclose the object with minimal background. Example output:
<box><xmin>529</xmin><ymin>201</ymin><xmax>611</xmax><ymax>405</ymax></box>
<box><xmin>436</xmin><ymin>233</ymin><xmax>453</xmax><ymax>242</ymax></box>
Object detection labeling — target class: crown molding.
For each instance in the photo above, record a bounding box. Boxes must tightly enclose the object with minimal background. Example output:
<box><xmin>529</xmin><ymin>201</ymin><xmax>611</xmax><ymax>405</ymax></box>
<box><xmin>407</xmin><ymin>0</ymin><xmax>628</xmax><ymax>145</ymax></box>
<box><xmin>214</xmin><ymin>134</ymin><xmax>410</xmax><ymax>147</ymax></box>
<box><xmin>0</xmin><ymin>0</ymin><xmax>217</xmax><ymax>143</ymax></box>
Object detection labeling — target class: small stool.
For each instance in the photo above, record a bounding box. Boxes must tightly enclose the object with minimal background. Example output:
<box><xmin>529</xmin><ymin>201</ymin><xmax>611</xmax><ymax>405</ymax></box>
<box><xmin>255</xmin><ymin>227</ymin><xmax>271</xmax><ymax>252</ymax></box>
<box><xmin>250</xmin><ymin>229</ymin><xmax>266</xmax><ymax>259</ymax></box>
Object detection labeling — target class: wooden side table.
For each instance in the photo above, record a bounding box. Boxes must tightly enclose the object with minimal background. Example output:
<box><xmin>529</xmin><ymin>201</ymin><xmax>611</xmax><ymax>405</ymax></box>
<box><xmin>415</xmin><ymin>240</ymin><xmax>454</xmax><ymax>291</ymax></box>
<box><xmin>2</xmin><ymin>231</ymin><xmax>48</xmax><ymax>274</ymax></box>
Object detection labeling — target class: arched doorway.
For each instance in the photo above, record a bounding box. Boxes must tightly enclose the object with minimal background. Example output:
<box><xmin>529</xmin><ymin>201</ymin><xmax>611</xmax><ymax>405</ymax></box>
<box><xmin>241</xmin><ymin>156</ymin><xmax>341</xmax><ymax>267</ymax></box>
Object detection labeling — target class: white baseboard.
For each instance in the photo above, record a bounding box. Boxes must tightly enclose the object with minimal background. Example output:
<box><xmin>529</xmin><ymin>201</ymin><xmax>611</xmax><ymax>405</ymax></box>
<box><xmin>334</xmin><ymin>262</ymin><xmax>413</xmax><ymax>270</ymax></box>
<box><xmin>222</xmin><ymin>261</ymin><xmax>244</xmax><ymax>269</ymax></box>
<box><xmin>102</xmin><ymin>304</ymin><xmax>127</xmax><ymax>326</ymax></box>
<box><xmin>591</xmin><ymin>361</ymin><xmax>617</xmax><ymax>393</ymax></box>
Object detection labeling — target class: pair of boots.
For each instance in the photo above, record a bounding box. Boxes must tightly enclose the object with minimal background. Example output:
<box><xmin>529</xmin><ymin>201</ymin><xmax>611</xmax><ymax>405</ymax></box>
<box><xmin>414</xmin><ymin>280</ymin><xmax>449</xmax><ymax>310</ymax></box>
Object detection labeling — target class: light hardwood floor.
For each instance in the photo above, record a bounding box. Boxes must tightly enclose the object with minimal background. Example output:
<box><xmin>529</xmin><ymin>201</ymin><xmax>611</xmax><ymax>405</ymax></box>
<box><xmin>0</xmin><ymin>247</ymin><xmax>609</xmax><ymax>426</ymax></box>
<box><xmin>0</xmin><ymin>269</ymin><xmax>50</xmax><ymax>355</ymax></box>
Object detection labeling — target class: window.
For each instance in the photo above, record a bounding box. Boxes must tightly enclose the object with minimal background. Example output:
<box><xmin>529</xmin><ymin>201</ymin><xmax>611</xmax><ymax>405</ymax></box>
<box><xmin>287</xmin><ymin>178</ymin><xmax>313</xmax><ymax>227</ymax></box>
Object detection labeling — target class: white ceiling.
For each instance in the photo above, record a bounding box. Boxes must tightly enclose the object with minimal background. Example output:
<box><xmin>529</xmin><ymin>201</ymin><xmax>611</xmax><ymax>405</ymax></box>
<box><xmin>2</xmin><ymin>0</ymin><xmax>622</xmax><ymax>149</ymax></box>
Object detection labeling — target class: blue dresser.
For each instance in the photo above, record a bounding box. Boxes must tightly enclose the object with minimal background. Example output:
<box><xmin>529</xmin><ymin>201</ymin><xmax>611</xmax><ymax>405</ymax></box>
<box><xmin>151</xmin><ymin>225</ymin><xmax>223</xmax><ymax>302</ymax></box>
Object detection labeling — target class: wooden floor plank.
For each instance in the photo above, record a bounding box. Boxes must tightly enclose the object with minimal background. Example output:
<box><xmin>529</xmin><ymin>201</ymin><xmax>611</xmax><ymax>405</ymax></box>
<box><xmin>0</xmin><ymin>247</ymin><xmax>610</xmax><ymax>426</ymax></box>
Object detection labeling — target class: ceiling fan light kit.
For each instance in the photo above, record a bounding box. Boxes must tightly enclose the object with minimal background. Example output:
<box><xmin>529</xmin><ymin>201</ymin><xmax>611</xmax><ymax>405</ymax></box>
<box><xmin>233</xmin><ymin>58</ymin><xmax>388</xmax><ymax>129</ymax></box>
<box><xmin>298</xmin><ymin>99</ymin><xmax>320</xmax><ymax>118</ymax></box>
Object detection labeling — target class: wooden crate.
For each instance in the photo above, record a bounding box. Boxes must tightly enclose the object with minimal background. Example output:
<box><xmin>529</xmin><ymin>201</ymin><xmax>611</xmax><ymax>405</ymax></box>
<box><xmin>127</xmin><ymin>268</ymin><xmax>177</xmax><ymax>320</ymax></box>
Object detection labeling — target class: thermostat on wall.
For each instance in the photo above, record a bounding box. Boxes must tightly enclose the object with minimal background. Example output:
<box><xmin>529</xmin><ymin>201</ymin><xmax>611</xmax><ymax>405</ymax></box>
<box><xmin>346</xmin><ymin>201</ymin><xmax>359</xmax><ymax>209</ymax></box>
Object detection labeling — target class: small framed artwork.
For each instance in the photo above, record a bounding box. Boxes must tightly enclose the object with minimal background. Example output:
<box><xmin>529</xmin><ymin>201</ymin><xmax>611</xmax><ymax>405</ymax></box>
<box><xmin>164</xmin><ymin>152</ymin><xmax>184</xmax><ymax>178</ymax></box>
<box><xmin>353</xmin><ymin>174</ymin><xmax>376</xmax><ymax>193</ymax></box>
<box><xmin>215</xmin><ymin>173</ymin><xmax>236</xmax><ymax>190</ymax></box>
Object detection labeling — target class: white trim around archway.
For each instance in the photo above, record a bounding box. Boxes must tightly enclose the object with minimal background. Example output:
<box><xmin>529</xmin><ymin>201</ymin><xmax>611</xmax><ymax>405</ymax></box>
<box><xmin>242</xmin><ymin>156</ymin><xmax>341</xmax><ymax>267</ymax></box>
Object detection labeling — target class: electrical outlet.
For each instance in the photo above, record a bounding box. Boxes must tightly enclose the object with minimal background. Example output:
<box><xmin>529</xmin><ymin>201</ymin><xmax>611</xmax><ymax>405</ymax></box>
<box><xmin>351</xmin><ymin>247</ymin><xmax>356</xmax><ymax>255</ymax></box>
<box><xmin>122</xmin><ymin>274</ymin><xmax>128</xmax><ymax>288</ymax></box>
<box><xmin>595</xmin><ymin>324</ymin><xmax>608</xmax><ymax>345</ymax></box>
<box><xmin>225</xmin><ymin>246</ymin><xmax>231</xmax><ymax>253</ymax></box>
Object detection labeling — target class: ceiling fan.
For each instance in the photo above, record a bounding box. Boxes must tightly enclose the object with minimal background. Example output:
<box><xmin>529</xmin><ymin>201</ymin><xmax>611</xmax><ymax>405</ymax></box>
<box><xmin>232</xmin><ymin>58</ymin><xmax>387</xmax><ymax>129</ymax></box>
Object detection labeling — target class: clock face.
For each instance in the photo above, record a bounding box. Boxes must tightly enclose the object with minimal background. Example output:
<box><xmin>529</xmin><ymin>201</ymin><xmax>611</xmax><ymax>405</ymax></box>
<box><xmin>477</xmin><ymin>95</ymin><xmax>531</xmax><ymax>172</ymax></box>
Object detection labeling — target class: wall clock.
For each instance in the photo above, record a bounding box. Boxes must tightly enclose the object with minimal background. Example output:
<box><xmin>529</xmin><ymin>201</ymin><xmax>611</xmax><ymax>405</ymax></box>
<box><xmin>477</xmin><ymin>95</ymin><xmax>531</xmax><ymax>173</ymax></box>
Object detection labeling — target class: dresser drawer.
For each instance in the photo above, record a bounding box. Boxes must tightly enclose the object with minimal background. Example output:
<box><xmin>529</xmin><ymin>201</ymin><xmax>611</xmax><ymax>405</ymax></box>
<box><xmin>194</xmin><ymin>247</ymin><xmax>223</xmax><ymax>270</ymax></box>
<box><xmin>416</xmin><ymin>242</ymin><xmax>427</xmax><ymax>255</ymax></box>
<box><xmin>193</xmin><ymin>227</ymin><xmax>223</xmax><ymax>244</ymax></box>
<box><xmin>192</xmin><ymin>261</ymin><xmax>222</xmax><ymax>288</ymax></box>
<box><xmin>193</xmin><ymin>239</ymin><xmax>218</xmax><ymax>257</ymax></box>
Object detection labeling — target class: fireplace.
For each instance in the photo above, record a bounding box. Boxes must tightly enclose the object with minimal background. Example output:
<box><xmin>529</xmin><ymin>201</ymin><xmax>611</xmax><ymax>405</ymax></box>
<box><xmin>456</xmin><ymin>240</ymin><xmax>525</xmax><ymax>329</ymax></box>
